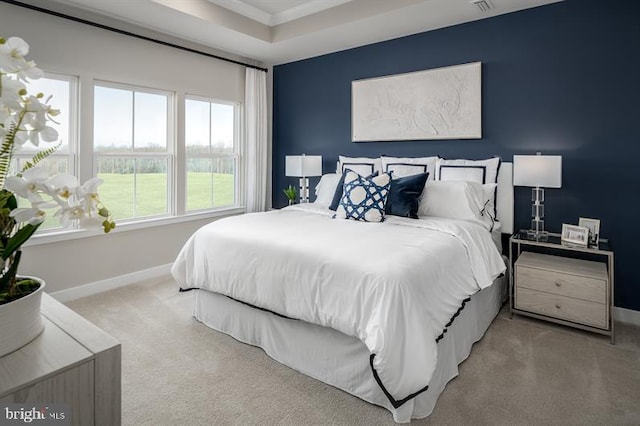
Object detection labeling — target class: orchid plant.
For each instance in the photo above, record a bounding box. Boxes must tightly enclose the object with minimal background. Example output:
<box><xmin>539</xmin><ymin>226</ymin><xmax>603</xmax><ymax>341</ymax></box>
<box><xmin>0</xmin><ymin>36</ymin><xmax>115</xmax><ymax>304</ymax></box>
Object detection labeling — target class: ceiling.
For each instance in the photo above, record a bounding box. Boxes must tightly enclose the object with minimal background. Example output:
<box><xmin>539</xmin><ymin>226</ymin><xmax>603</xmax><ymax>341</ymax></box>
<box><xmin>42</xmin><ymin>0</ymin><xmax>563</xmax><ymax>65</ymax></box>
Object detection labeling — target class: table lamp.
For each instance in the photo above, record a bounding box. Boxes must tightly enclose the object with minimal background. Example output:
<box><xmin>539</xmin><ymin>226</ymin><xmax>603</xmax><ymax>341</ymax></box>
<box><xmin>513</xmin><ymin>153</ymin><xmax>562</xmax><ymax>240</ymax></box>
<box><xmin>285</xmin><ymin>154</ymin><xmax>322</xmax><ymax>203</ymax></box>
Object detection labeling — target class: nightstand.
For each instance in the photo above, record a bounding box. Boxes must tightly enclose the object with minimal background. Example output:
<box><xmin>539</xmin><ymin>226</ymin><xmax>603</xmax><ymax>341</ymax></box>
<box><xmin>509</xmin><ymin>230</ymin><xmax>615</xmax><ymax>344</ymax></box>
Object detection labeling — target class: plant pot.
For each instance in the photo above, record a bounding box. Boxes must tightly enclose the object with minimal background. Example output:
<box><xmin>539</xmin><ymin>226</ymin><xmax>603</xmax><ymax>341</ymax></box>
<box><xmin>0</xmin><ymin>277</ymin><xmax>45</xmax><ymax>358</ymax></box>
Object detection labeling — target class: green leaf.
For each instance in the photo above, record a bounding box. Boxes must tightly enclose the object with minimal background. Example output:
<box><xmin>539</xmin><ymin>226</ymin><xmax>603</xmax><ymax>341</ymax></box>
<box><xmin>20</xmin><ymin>141</ymin><xmax>62</xmax><ymax>174</ymax></box>
<box><xmin>0</xmin><ymin>250</ymin><xmax>21</xmax><ymax>294</ymax></box>
<box><xmin>2</xmin><ymin>224</ymin><xmax>41</xmax><ymax>260</ymax></box>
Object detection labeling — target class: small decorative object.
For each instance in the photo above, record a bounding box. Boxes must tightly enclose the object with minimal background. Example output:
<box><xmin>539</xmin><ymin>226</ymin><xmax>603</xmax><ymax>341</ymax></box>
<box><xmin>0</xmin><ymin>35</ymin><xmax>115</xmax><ymax>357</ymax></box>
<box><xmin>283</xmin><ymin>185</ymin><xmax>296</xmax><ymax>206</ymax></box>
<box><xmin>578</xmin><ymin>217</ymin><xmax>600</xmax><ymax>247</ymax></box>
<box><xmin>561</xmin><ymin>224</ymin><xmax>589</xmax><ymax>247</ymax></box>
<box><xmin>513</xmin><ymin>153</ymin><xmax>562</xmax><ymax>240</ymax></box>
<box><xmin>285</xmin><ymin>154</ymin><xmax>322</xmax><ymax>203</ymax></box>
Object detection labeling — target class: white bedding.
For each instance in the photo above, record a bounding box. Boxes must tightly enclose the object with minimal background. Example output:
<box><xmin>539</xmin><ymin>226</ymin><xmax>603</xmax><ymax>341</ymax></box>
<box><xmin>171</xmin><ymin>204</ymin><xmax>506</xmax><ymax>405</ymax></box>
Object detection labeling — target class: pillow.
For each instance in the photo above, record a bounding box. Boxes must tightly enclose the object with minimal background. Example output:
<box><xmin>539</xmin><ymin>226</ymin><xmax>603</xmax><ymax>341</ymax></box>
<box><xmin>334</xmin><ymin>171</ymin><xmax>391</xmax><ymax>222</ymax></box>
<box><xmin>436</xmin><ymin>157</ymin><xmax>501</xmax><ymax>184</ymax></box>
<box><xmin>385</xmin><ymin>172</ymin><xmax>429</xmax><ymax>219</ymax></box>
<box><xmin>418</xmin><ymin>180</ymin><xmax>494</xmax><ymax>230</ymax></box>
<box><xmin>337</xmin><ymin>155</ymin><xmax>382</xmax><ymax>176</ymax></box>
<box><xmin>329</xmin><ymin>169</ymin><xmax>378</xmax><ymax>211</ymax></box>
<box><xmin>380</xmin><ymin>156</ymin><xmax>438</xmax><ymax>179</ymax></box>
<box><xmin>314</xmin><ymin>173</ymin><xmax>341</xmax><ymax>207</ymax></box>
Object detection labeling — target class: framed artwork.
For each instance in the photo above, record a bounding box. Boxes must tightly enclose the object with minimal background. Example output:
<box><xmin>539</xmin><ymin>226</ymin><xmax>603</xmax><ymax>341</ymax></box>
<box><xmin>351</xmin><ymin>62</ymin><xmax>482</xmax><ymax>141</ymax></box>
<box><xmin>578</xmin><ymin>217</ymin><xmax>601</xmax><ymax>247</ymax></box>
<box><xmin>561</xmin><ymin>224</ymin><xmax>589</xmax><ymax>247</ymax></box>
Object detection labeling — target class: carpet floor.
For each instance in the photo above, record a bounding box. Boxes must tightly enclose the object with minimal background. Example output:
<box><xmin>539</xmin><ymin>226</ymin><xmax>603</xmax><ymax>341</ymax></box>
<box><xmin>65</xmin><ymin>276</ymin><xmax>640</xmax><ymax>425</ymax></box>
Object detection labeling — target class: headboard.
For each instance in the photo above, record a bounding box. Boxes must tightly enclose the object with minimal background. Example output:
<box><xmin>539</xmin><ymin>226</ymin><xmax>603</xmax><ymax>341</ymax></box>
<box><xmin>496</xmin><ymin>162</ymin><xmax>514</xmax><ymax>234</ymax></box>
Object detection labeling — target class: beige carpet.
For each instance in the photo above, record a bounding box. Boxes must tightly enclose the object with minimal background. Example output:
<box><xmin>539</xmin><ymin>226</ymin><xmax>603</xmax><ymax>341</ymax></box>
<box><xmin>65</xmin><ymin>276</ymin><xmax>640</xmax><ymax>425</ymax></box>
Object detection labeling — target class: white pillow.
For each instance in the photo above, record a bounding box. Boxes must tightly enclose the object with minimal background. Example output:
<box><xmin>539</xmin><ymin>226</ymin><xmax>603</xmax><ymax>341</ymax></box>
<box><xmin>418</xmin><ymin>180</ymin><xmax>494</xmax><ymax>230</ymax></box>
<box><xmin>314</xmin><ymin>173</ymin><xmax>341</xmax><ymax>207</ymax></box>
<box><xmin>436</xmin><ymin>157</ymin><xmax>501</xmax><ymax>184</ymax></box>
<box><xmin>337</xmin><ymin>155</ymin><xmax>382</xmax><ymax>176</ymax></box>
<box><xmin>380</xmin><ymin>156</ymin><xmax>438</xmax><ymax>179</ymax></box>
<box><xmin>334</xmin><ymin>171</ymin><xmax>392</xmax><ymax>222</ymax></box>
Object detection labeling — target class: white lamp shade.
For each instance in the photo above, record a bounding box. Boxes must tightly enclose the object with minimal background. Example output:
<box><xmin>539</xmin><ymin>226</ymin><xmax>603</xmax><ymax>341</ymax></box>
<box><xmin>285</xmin><ymin>155</ymin><xmax>323</xmax><ymax>177</ymax></box>
<box><xmin>513</xmin><ymin>155</ymin><xmax>562</xmax><ymax>188</ymax></box>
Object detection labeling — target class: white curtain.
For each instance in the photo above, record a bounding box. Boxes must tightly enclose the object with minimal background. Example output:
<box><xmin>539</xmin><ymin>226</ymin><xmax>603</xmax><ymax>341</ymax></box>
<box><xmin>244</xmin><ymin>68</ymin><xmax>268</xmax><ymax>213</ymax></box>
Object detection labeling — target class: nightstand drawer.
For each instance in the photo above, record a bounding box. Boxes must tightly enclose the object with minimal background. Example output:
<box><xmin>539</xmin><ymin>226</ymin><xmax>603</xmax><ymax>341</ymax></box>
<box><xmin>516</xmin><ymin>265</ymin><xmax>607</xmax><ymax>304</ymax></box>
<box><xmin>515</xmin><ymin>287</ymin><xmax>608</xmax><ymax>329</ymax></box>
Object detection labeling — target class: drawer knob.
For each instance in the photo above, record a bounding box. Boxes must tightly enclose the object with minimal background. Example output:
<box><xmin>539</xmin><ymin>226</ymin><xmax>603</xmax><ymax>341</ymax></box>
<box><xmin>555</xmin><ymin>281</ymin><xmax>562</xmax><ymax>287</ymax></box>
<box><xmin>555</xmin><ymin>303</ymin><xmax>561</xmax><ymax>309</ymax></box>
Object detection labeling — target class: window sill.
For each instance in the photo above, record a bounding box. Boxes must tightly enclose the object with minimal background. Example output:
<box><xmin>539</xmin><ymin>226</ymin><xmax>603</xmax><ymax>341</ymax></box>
<box><xmin>23</xmin><ymin>206</ymin><xmax>246</xmax><ymax>247</ymax></box>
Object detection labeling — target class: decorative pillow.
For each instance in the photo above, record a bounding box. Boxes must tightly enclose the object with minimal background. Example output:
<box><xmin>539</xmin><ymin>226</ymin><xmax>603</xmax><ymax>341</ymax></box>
<box><xmin>381</xmin><ymin>156</ymin><xmax>438</xmax><ymax>179</ymax></box>
<box><xmin>335</xmin><ymin>171</ymin><xmax>391</xmax><ymax>222</ymax></box>
<box><xmin>337</xmin><ymin>155</ymin><xmax>382</xmax><ymax>176</ymax></box>
<box><xmin>418</xmin><ymin>180</ymin><xmax>494</xmax><ymax>230</ymax></box>
<box><xmin>329</xmin><ymin>169</ymin><xmax>378</xmax><ymax>211</ymax></box>
<box><xmin>436</xmin><ymin>157</ymin><xmax>501</xmax><ymax>184</ymax></box>
<box><xmin>385</xmin><ymin>172</ymin><xmax>429</xmax><ymax>219</ymax></box>
<box><xmin>314</xmin><ymin>173</ymin><xmax>341</xmax><ymax>207</ymax></box>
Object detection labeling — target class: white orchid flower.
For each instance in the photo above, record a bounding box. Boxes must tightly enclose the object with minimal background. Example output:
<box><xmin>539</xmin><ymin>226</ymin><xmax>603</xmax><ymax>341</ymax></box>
<box><xmin>0</xmin><ymin>36</ymin><xmax>30</xmax><ymax>73</ymax></box>
<box><xmin>45</xmin><ymin>173</ymin><xmax>80</xmax><ymax>202</ymax></box>
<box><xmin>15</xmin><ymin>60</ymin><xmax>43</xmax><ymax>81</ymax></box>
<box><xmin>9</xmin><ymin>202</ymin><xmax>52</xmax><ymax>226</ymax></box>
<box><xmin>56</xmin><ymin>205</ymin><xmax>86</xmax><ymax>228</ymax></box>
<box><xmin>76</xmin><ymin>177</ymin><xmax>103</xmax><ymax>210</ymax></box>
<box><xmin>4</xmin><ymin>166</ymin><xmax>51</xmax><ymax>203</ymax></box>
<box><xmin>0</xmin><ymin>74</ymin><xmax>26</xmax><ymax>110</ymax></box>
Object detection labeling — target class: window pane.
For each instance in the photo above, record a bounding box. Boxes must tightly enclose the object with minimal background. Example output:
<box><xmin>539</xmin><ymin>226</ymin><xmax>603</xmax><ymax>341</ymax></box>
<box><xmin>24</xmin><ymin>77</ymin><xmax>71</xmax><ymax>152</ymax></box>
<box><xmin>97</xmin><ymin>157</ymin><xmax>135</xmax><ymax>220</ymax></box>
<box><xmin>135</xmin><ymin>158</ymin><xmax>167</xmax><ymax>216</ymax></box>
<box><xmin>186</xmin><ymin>158</ymin><xmax>212</xmax><ymax>211</ymax></box>
<box><xmin>186</xmin><ymin>157</ymin><xmax>235</xmax><ymax>210</ymax></box>
<box><xmin>185</xmin><ymin>99</ymin><xmax>210</xmax><ymax>154</ymax></box>
<box><xmin>212</xmin><ymin>157</ymin><xmax>235</xmax><ymax>207</ymax></box>
<box><xmin>94</xmin><ymin>86</ymin><xmax>133</xmax><ymax>152</ymax></box>
<box><xmin>97</xmin><ymin>157</ymin><xmax>168</xmax><ymax>220</ymax></box>
<box><xmin>134</xmin><ymin>92</ymin><xmax>167</xmax><ymax>152</ymax></box>
<box><xmin>211</xmin><ymin>103</ymin><xmax>234</xmax><ymax>154</ymax></box>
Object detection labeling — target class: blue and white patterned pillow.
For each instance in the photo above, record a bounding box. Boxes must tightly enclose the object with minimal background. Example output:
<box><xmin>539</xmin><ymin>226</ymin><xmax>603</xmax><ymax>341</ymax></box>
<box><xmin>335</xmin><ymin>171</ymin><xmax>391</xmax><ymax>222</ymax></box>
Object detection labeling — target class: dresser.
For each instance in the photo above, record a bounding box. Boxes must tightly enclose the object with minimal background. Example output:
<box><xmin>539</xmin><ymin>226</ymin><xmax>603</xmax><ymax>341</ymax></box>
<box><xmin>509</xmin><ymin>231</ymin><xmax>614</xmax><ymax>343</ymax></box>
<box><xmin>0</xmin><ymin>293</ymin><xmax>121</xmax><ymax>425</ymax></box>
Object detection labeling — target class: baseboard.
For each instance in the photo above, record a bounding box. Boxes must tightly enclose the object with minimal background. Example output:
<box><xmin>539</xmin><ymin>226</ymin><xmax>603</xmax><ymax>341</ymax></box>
<box><xmin>614</xmin><ymin>306</ymin><xmax>640</xmax><ymax>327</ymax></box>
<box><xmin>50</xmin><ymin>263</ymin><xmax>172</xmax><ymax>303</ymax></box>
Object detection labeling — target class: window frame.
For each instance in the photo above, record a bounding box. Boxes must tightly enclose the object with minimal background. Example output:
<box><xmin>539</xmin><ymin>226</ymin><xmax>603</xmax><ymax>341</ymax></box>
<box><xmin>184</xmin><ymin>94</ymin><xmax>242</xmax><ymax>214</ymax></box>
<box><xmin>93</xmin><ymin>80</ymin><xmax>175</xmax><ymax>223</ymax></box>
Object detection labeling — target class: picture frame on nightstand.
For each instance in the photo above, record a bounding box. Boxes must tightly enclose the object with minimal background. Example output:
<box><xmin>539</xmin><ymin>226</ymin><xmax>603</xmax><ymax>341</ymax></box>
<box><xmin>561</xmin><ymin>224</ymin><xmax>589</xmax><ymax>247</ymax></box>
<box><xmin>579</xmin><ymin>217</ymin><xmax>601</xmax><ymax>247</ymax></box>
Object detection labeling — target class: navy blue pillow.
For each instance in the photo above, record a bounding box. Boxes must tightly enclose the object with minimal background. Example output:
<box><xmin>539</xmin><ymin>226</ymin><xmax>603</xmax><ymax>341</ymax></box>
<box><xmin>329</xmin><ymin>169</ymin><xmax>378</xmax><ymax>211</ymax></box>
<box><xmin>385</xmin><ymin>172</ymin><xmax>429</xmax><ymax>219</ymax></box>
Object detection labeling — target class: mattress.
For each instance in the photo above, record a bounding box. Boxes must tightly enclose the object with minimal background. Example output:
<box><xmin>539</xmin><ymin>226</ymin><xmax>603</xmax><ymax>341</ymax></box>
<box><xmin>192</xmin><ymin>273</ymin><xmax>506</xmax><ymax>423</ymax></box>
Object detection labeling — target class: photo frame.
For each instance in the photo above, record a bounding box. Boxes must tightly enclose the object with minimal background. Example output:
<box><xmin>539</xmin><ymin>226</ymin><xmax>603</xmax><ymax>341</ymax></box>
<box><xmin>578</xmin><ymin>217</ymin><xmax>601</xmax><ymax>247</ymax></box>
<box><xmin>561</xmin><ymin>224</ymin><xmax>589</xmax><ymax>247</ymax></box>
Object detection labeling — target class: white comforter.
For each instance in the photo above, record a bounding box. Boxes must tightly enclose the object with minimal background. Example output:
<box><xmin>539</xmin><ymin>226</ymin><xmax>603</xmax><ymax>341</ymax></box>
<box><xmin>172</xmin><ymin>204</ymin><xmax>505</xmax><ymax>404</ymax></box>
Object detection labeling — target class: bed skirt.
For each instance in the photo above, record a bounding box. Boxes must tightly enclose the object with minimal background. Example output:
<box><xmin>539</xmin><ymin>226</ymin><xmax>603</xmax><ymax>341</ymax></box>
<box><xmin>193</xmin><ymin>275</ymin><xmax>506</xmax><ymax>423</ymax></box>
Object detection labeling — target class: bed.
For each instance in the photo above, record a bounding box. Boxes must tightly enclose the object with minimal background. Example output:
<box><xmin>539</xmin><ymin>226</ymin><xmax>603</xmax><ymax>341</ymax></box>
<box><xmin>172</xmin><ymin>160</ymin><xmax>513</xmax><ymax>423</ymax></box>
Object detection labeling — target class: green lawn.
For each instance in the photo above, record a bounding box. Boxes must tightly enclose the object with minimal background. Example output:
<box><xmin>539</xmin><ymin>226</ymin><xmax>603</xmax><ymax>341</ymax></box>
<box><xmin>98</xmin><ymin>172</ymin><xmax>235</xmax><ymax>220</ymax></box>
<box><xmin>35</xmin><ymin>172</ymin><xmax>235</xmax><ymax>229</ymax></box>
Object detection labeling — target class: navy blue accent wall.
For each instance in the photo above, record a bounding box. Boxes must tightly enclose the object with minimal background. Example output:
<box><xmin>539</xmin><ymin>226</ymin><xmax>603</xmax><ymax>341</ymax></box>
<box><xmin>273</xmin><ymin>0</ymin><xmax>640</xmax><ymax>311</ymax></box>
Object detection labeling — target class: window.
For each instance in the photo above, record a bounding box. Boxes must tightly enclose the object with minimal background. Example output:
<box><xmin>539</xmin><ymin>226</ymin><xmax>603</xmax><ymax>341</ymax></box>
<box><xmin>16</xmin><ymin>73</ymin><xmax>77</xmax><ymax>231</ymax></box>
<box><xmin>93</xmin><ymin>83</ymin><xmax>172</xmax><ymax>222</ymax></box>
<box><xmin>185</xmin><ymin>97</ymin><xmax>239</xmax><ymax>212</ymax></box>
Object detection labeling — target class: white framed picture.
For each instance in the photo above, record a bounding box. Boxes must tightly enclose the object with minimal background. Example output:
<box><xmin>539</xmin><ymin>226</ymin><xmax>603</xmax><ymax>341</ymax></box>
<box><xmin>561</xmin><ymin>224</ymin><xmax>589</xmax><ymax>247</ymax></box>
<box><xmin>578</xmin><ymin>217</ymin><xmax>601</xmax><ymax>247</ymax></box>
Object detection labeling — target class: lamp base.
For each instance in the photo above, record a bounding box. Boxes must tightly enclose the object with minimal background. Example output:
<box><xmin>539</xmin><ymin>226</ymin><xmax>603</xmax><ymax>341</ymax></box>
<box><xmin>526</xmin><ymin>229</ymin><xmax>549</xmax><ymax>241</ymax></box>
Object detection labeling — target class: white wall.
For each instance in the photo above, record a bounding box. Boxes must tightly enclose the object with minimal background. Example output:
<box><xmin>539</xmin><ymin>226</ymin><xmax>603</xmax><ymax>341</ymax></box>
<box><xmin>0</xmin><ymin>2</ymin><xmax>255</xmax><ymax>293</ymax></box>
